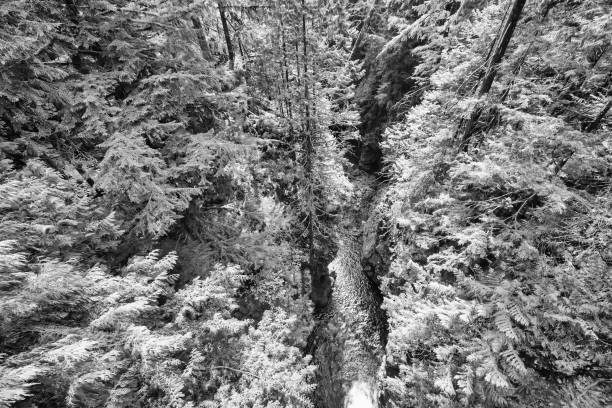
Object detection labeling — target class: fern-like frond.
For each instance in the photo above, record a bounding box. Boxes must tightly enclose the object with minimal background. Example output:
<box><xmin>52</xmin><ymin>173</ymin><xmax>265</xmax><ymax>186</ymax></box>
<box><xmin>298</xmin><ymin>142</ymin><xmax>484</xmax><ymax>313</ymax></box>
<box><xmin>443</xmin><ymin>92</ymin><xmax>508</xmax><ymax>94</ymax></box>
<box><xmin>0</xmin><ymin>365</ymin><xmax>44</xmax><ymax>408</ymax></box>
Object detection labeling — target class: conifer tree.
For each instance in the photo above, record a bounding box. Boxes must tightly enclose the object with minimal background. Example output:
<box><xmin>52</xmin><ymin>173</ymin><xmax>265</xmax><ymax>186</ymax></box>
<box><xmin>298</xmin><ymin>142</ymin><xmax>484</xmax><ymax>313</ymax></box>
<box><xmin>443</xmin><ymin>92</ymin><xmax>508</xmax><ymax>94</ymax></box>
<box><xmin>2</xmin><ymin>1</ymin><xmax>609</xmax><ymax>407</ymax></box>
<box><xmin>374</xmin><ymin>1</ymin><xmax>612</xmax><ymax>406</ymax></box>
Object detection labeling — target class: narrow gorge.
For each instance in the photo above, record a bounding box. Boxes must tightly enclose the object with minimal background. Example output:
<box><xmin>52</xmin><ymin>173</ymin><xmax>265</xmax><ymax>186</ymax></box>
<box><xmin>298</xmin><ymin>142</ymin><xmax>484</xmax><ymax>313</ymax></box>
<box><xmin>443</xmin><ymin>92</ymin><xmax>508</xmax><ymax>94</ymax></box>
<box><xmin>309</xmin><ymin>38</ymin><xmax>417</xmax><ymax>404</ymax></box>
<box><xmin>311</xmin><ymin>171</ymin><xmax>386</xmax><ymax>408</ymax></box>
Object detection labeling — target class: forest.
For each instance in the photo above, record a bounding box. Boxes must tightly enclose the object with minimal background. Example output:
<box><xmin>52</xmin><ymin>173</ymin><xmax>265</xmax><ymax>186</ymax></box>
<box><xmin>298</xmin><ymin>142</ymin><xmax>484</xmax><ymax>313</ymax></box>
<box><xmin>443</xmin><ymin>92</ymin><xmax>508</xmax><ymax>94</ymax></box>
<box><xmin>0</xmin><ymin>0</ymin><xmax>610</xmax><ymax>407</ymax></box>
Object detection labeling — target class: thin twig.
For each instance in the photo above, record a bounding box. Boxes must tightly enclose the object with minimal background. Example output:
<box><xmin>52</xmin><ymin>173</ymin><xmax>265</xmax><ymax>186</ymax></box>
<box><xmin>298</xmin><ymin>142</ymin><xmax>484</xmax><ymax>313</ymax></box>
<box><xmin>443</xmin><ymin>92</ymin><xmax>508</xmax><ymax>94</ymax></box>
<box><xmin>210</xmin><ymin>365</ymin><xmax>260</xmax><ymax>378</ymax></box>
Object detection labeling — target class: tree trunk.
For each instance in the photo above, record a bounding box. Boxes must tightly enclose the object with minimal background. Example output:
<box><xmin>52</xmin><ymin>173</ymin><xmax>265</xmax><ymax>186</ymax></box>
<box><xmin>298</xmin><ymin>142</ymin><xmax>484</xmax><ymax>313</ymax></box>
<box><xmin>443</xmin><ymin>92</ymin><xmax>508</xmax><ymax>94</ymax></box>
<box><xmin>295</xmin><ymin>41</ymin><xmax>301</xmax><ymax>87</ymax></box>
<box><xmin>459</xmin><ymin>0</ymin><xmax>527</xmax><ymax>151</ymax></box>
<box><xmin>350</xmin><ymin>0</ymin><xmax>379</xmax><ymax>60</ymax></box>
<box><xmin>190</xmin><ymin>16</ymin><xmax>212</xmax><ymax>60</ymax></box>
<box><xmin>301</xmin><ymin>0</ymin><xmax>315</xmax><ymax>269</ymax></box>
<box><xmin>217</xmin><ymin>1</ymin><xmax>235</xmax><ymax>70</ymax></box>
<box><xmin>478</xmin><ymin>0</ymin><xmax>526</xmax><ymax>96</ymax></box>
<box><xmin>280</xmin><ymin>17</ymin><xmax>292</xmax><ymax>119</ymax></box>
<box><xmin>302</xmin><ymin>1</ymin><xmax>310</xmax><ymax>129</ymax></box>
<box><xmin>499</xmin><ymin>0</ymin><xmax>563</xmax><ymax>103</ymax></box>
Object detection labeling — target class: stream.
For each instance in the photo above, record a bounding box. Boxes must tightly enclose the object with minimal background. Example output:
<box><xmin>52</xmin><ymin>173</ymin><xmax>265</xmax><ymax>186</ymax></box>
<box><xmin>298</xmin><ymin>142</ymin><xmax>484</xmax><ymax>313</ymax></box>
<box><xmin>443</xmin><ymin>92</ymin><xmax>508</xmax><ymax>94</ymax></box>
<box><xmin>311</xmin><ymin>171</ymin><xmax>386</xmax><ymax>408</ymax></box>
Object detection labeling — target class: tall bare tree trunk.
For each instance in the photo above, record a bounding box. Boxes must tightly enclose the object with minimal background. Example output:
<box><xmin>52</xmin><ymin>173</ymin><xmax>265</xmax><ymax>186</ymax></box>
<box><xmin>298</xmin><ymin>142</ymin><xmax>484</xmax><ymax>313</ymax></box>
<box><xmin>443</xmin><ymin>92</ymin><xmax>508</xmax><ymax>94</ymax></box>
<box><xmin>459</xmin><ymin>0</ymin><xmax>527</xmax><ymax>151</ymax></box>
<box><xmin>478</xmin><ymin>0</ymin><xmax>526</xmax><ymax>96</ymax></box>
<box><xmin>300</xmin><ymin>0</ymin><xmax>315</xmax><ymax>269</ymax></box>
<box><xmin>350</xmin><ymin>0</ymin><xmax>379</xmax><ymax>60</ymax></box>
<box><xmin>217</xmin><ymin>1</ymin><xmax>234</xmax><ymax>70</ymax></box>
<box><xmin>190</xmin><ymin>16</ymin><xmax>212</xmax><ymax>60</ymax></box>
<box><xmin>302</xmin><ymin>2</ymin><xmax>310</xmax><ymax>130</ymax></box>
<box><xmin>295</xmin><ymin>41</ymin><xmax>301</xmax><ymax>87</ymax></box>
<box><xmin>280</xmin><ymin>17</ymin><xmax>293</xmax><ymax>119</ymax></box>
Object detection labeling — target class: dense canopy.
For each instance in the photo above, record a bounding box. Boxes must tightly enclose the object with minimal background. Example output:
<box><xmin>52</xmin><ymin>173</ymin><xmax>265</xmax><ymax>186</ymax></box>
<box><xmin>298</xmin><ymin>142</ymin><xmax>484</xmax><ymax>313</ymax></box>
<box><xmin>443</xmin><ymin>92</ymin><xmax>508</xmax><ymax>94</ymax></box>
<box><xmin>0</xmin><ymin>1</ymin><xmax>610</xmax><ymax>407</ymax></box>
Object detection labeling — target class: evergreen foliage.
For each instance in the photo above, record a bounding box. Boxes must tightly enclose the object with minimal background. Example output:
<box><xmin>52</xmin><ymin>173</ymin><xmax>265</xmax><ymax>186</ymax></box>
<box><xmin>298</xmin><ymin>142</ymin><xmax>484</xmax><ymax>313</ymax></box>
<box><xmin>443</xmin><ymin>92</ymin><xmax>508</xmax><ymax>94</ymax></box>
<box><xmin>1</xmin><ymin>0</ymin><xmax>610</xmax><ymax>407</ymax></box>
<box><xmin>375</xmin><ymin>1</ymin><xmax>612</xmax><ymax>406</ymax></box>
<box><xmin>1</xmin><ymin>1</ymin><xmax>322</xmax><ymax>406</ymax></box>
